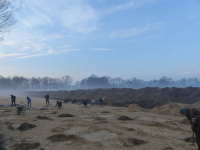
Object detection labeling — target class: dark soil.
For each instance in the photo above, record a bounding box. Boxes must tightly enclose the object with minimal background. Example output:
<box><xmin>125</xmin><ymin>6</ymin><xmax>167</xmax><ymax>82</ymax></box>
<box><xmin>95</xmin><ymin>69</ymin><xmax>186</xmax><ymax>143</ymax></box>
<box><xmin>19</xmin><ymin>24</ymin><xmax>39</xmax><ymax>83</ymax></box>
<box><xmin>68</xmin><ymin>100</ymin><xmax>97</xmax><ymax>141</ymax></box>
<box><xmin>46</xmin><ymin>134</ymin><xmax>79</xmax><ymax>142</ymax></box>
<box><xmin>18</xmin><ymin>123</ymin><xmax>36</xmax><ymax>131</ymax></box>
<box><xmin>40</xmin><ymin>108</ymin><xmax>48</xmax><ymax>110</ymax></box>
<box><xmin>118</xmin><ymin>116</ymin><xmax>133</xmax><ymax>120</ymax></box>
<box><xmin>13</xmin><ymin>142</ymin><xmax>40</xmax><ymax>150</ymax></box>
<box><xmin>0</xmin><ymin>134</ymin><xmax>5</xmax><ymax>150</ymax></box>
<box><xmin>183</xmin><ymin>137</ymin><xmax>196</xmax><ymax>143</ymax></box>
<box><xmin>57</xmin><ymin>114</ymin><xmax>73</xmax><ymax>117</ymax></box>
<box><xmin>122</xmin><ymin>138</ymin><xmax>148</xmax><ymax>147</ymax></box>
<box><xmin>94</xmin><ymin>117</ymin><xmax>106</xmax><ymax>121</ymax></box>
<box><xmin>5</xmin><ymin>122</ymin><xmax>14</xmax><ymax>130</ymax></box>
<box><xmin>37</xmin><ymin>116</ymin><xmax>53</xmax><ymax>121</ymax></box>
<box><xmin>102</xmin><ymin>111</ymin><xmax>111</xmax><ymax>113</ymax></box>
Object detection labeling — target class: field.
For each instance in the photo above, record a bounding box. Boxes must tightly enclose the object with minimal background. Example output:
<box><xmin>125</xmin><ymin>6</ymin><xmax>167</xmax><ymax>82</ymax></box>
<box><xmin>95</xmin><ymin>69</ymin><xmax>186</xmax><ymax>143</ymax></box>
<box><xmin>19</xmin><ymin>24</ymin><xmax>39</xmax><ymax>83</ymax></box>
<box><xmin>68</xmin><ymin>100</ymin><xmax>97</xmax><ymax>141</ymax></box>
<box><xmin>0</xmin><ymin>97</ymin><xmax>197</xmax><ymax>150</ymax></box>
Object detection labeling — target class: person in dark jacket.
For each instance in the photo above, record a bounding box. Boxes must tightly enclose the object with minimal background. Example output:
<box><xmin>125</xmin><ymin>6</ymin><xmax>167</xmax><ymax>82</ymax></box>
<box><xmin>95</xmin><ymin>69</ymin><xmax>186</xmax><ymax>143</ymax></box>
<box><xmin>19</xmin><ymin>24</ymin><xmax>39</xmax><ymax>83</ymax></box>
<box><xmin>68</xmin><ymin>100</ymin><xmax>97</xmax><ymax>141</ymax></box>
<box><xmin>45</xmin><ymin>94</ymin><xmax>50</xmax><ymax>105</ymax></box>
<box><xmin>55</xmin><ymin>101</ymin><xmax>62</xmax><ymax>108</ymax></box>
<box><xmin>10</xmin><ymin>94</ymin><xmax>16</xmax><ymax>106</ymax></box>
<box><xmin>180</xmin><ymin>108</ymin><xmax>200</xmax><ymax>150</ymax></box>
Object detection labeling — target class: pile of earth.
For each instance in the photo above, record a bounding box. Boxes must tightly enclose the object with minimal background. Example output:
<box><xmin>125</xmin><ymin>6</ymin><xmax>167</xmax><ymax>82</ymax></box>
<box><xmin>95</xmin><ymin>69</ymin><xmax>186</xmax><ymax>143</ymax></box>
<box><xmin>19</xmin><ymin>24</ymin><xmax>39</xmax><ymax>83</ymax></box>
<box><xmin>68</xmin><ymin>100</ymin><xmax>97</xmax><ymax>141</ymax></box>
<box><xmin>47</xmin><ymin>134</ymin><xmax>80</xmax><ymax>142</ymax></box>
<box><xmin>150</xmin><ymin>102</ymin><xmax>200</xmax><ymax>116</ymax></box>
<box><xmin>127</xmin><ymin>104</ymin><xmax>144</xmax><ymax>112</ymax></box>
<box><xmin>24</xmin><ymin>87</ymin><xmax>200</xmax><ymax>109</ymax></box>
<box><xmin>13</xmin><ymin>143</ymin><xmax>40</xmax><ymax>150</ymax></box>
<box><xmin>150</xmin><ymin>103</ymin><xmax>183</xmax><ymax>116</ymax></box>
<box><xmin>18</xmin><ymin>123</ymin><xmax>36</xmax><ymax>131</ymax></box>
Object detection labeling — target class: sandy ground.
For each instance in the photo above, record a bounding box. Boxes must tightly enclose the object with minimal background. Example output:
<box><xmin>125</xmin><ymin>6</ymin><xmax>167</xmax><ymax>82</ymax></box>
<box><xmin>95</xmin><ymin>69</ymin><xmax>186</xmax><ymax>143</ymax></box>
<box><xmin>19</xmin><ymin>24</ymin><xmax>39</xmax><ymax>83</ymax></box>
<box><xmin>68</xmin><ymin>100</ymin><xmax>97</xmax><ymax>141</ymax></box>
<box><xmin>0</xmin><ymin>97</ymin><xmax>197</xmax><ymax>150</ymax></box>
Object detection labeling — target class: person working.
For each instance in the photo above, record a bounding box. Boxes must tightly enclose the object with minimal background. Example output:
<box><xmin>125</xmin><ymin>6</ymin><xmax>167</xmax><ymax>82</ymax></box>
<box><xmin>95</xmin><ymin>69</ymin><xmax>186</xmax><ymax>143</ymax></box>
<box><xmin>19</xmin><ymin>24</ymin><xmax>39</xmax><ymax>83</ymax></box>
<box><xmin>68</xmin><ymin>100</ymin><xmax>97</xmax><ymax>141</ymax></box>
<box><xmin>180</xmin><ymin>108</ymin><xmax>200</xmax><ymax>150</ymax></box>
<box><xmin>55</xmin><ymin>101</ymin><xmax>62</xmax><ymax>108</ymax></box>
<box><xmin>27</xmin><ymin>97</ymin><xmax>31</xmax><ymax>107</ymax></box>
<box><xmin>45</xmin><ymin>94</ymin><xmax>50</xmax><ymax>105</ymax></box>
<box><xmin>10</xmin><ymin>94</ymin><xmax>16</xmax><ymax>106</ymax></box>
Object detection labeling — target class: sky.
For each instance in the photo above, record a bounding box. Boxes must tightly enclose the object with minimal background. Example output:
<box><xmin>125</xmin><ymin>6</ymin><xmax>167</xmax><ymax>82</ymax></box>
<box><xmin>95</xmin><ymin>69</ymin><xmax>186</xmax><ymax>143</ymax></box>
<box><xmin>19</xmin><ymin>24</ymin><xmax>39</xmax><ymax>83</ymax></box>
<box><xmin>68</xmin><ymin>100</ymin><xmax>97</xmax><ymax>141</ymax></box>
<box><xmin>0</xmin><ymin>0</ymin><xmax>200</xmax><ymax>82</ymax></box>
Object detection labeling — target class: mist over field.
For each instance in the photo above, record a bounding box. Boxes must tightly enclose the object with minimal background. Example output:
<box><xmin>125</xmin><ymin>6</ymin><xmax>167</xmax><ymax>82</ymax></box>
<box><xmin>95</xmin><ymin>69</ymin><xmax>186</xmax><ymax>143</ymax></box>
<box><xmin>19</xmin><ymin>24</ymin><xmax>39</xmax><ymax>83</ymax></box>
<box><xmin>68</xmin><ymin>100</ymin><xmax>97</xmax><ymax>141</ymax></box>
<box><xmin>0</xmin><ymin>74</ymin><xmax>200</xmax><ymax>91</ymax></box>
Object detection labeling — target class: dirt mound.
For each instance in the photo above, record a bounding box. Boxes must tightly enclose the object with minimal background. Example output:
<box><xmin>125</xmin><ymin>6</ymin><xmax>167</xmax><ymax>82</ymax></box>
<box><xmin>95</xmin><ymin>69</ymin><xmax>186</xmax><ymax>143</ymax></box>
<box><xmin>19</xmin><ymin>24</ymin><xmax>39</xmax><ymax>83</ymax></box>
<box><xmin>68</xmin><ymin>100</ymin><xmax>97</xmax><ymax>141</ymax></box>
<box><xmin>128</xmin><ymin>104</ymin><xmax>143</xmax><ymax>111</ymax></box>
<box><xmin>18</xmin><ymin>123</ymin><xmax>36</xmax><ymax>131</ymax></box>
<box><xmin>179</xmin><ymin>118</ymin><xmax>191</xmax><ymax>125</ymax></box>
<box><xmin>150</xmin><ymin>103</ymin><xmax>182</xmax><ymax>116</ymax></box>
<box><xmin>47</xmin><ymin>134</ymin><xmax>79</xmax><ymax>142</ymax></box>
<box><xmin>13</xmin><ymin>142</ymin><xmax>40</xmax><ymax>150</ymax></box>
<box><xmin>51</xmin><ymin>127</ymin><xmax>66</xmax><ymax>133</ymax></box>
<box><xmin>26</xmin><ymin>87</ymin><xmax>200</xmax><ymax>109</ymax></box>
<box><xmin>37</xmin><ymin>116</ymin><xmax>53</xmax><ymax>120</ymax></box>
<box><xmin>118</xmin><ymin>116</ymin><xmax>133</xmax><ymax>120</ymax></box>
<box><xmin>101</xmin><ymin>111</ymin><xmax>111</xmax><ymax>113</ymax></box>
<box><xmin>121</xmin><ymin>138</ymin><xmax>147</xmax><ymax>147</ymax></box>
<box><xmin>58</xmin><ymin>114</ymin><xmax>73</xmax><ymax>117</ymax></box>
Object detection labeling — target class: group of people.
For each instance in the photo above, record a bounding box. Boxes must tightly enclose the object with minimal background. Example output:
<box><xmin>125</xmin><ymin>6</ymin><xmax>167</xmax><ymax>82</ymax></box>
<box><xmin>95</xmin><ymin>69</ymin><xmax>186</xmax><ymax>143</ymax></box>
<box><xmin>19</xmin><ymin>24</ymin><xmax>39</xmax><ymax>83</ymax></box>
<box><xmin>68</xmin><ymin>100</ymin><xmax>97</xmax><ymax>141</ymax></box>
<box><xmin>81</xmin><ymin>97</ymin><xmax>104</xmax><ymax>107</ymax></box>
<box><xmin>10</xmin><ymin>94</ymin><xmax>31</xmax><ymax>107</ymax></box>
<box><xmin>9</xmin><ymin>94</ymin><xmax>104</xmax><ymax>109</ymax></box>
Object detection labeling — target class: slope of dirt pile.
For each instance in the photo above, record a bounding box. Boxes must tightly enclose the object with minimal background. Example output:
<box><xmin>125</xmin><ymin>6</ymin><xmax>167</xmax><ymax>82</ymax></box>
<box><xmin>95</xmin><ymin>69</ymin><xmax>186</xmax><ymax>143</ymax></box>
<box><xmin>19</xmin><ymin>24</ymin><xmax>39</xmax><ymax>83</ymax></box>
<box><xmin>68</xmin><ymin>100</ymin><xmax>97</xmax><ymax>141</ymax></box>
<box><xmin>13</xmin><ymin>143</ymin><xmax>40</xmax><ymax>150</ymax></box>
<box><xmin>128</xmin><ymin>104</ymin><xmax>143</xmax><ymax>111</ymax></box>
<box><xmin>25</xmin><ymin>87</ymin><xmax>200</xmax><ymax>109</ymax></box>
<box><xmin>179</xmin><ymin>118</ymin><xmax>191</xmax><ymax>125</ymax></box>
<box><xmin>47</xmin><ymin>134</ymin><xmax>79</xmax><ymax>142</ymax></box>
<box><xmin>150</xmin><ymin>103</ymin><xmax>182</xmax><ymax>116</ymax></box>
<box><xmin>17</xmin><ymin>123</ymin><xmax>36</xmax><ymax>131</ymax></box>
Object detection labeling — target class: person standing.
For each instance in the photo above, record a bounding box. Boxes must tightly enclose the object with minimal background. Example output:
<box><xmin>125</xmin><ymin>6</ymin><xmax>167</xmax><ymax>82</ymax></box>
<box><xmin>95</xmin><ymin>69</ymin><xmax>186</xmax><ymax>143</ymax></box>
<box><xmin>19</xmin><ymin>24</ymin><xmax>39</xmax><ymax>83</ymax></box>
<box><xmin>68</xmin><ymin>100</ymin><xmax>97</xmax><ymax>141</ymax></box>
<box><xmin>27</xmin><ymin>97</ymin><xmax>31</xmax><ymax>107</ymax></box>
<box><xmin>180</xmin><ymin>108</ymin><xmax>200</xmax><ymax>150</ymax></box>
<box><xmin>45</xmin><ymin>94</ymin><xmax>50</xmax><ymax>105</ymax></box>
<box><xmin>10</xmin><ymin>94</ymin><xmax>16</xmax><ymax>106</ymax></box>
<box><xmin>98</xmin><ymin>97</ymin><xmax>103</xmax><ymax>106</ymax></box>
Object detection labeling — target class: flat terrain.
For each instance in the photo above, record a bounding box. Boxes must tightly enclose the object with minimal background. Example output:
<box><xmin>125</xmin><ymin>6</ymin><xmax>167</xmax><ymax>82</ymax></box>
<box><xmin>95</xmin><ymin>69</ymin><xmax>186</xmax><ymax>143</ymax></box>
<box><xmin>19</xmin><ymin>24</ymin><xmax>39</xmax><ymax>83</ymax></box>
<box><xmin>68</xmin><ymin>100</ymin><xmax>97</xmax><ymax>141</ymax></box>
<box><xmin>0</xmin><ymin>97</ymin><xmax>197</xmax><ymax>150</ymax></box>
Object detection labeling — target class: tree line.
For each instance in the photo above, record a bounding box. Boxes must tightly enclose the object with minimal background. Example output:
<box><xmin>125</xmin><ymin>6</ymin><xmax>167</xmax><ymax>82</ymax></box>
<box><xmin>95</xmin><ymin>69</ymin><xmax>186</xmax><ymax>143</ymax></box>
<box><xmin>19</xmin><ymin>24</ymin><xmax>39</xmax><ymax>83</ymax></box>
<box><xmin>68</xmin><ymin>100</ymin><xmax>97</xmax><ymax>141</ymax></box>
<box><xmin>0</xmin><ymin>74</ymin><xmax>200</xmax><ymax>91</ymax></box>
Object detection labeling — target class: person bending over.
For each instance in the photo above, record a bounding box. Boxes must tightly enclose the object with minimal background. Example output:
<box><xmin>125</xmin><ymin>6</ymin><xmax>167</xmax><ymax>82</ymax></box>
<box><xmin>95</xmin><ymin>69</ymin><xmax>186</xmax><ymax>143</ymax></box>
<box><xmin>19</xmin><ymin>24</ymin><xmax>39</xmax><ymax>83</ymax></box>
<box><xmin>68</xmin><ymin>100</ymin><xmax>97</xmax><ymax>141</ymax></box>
<box><xmin>180</xmin><ymin>108</ymin><xmax>200</xmax><ymax>150</ymax></box>
<box><xmin>55</xmin><ymin>101</ymin><xmax>62</xmax><ymax>108</ymax></box>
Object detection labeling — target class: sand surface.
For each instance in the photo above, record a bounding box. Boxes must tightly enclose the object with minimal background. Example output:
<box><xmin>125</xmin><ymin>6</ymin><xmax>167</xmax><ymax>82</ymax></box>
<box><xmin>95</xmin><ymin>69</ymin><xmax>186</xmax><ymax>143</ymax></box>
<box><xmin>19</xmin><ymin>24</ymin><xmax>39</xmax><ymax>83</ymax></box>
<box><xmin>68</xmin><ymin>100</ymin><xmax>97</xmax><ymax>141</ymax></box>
<box><xmin>0</xmin><ymin>97</ymin><xmax>197</xmax><ymax>150</ymax></box>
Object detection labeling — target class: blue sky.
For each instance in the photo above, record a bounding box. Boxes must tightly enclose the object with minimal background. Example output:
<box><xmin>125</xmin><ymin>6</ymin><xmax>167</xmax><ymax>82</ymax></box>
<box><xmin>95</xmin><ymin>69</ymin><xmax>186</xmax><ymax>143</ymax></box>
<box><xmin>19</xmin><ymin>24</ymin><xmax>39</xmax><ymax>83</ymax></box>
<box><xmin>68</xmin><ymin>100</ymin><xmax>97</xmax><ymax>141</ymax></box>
<box><xmin>0</xmin><ymin>0</ymin><xmax>200</xmax><ymax>82</ymax></box>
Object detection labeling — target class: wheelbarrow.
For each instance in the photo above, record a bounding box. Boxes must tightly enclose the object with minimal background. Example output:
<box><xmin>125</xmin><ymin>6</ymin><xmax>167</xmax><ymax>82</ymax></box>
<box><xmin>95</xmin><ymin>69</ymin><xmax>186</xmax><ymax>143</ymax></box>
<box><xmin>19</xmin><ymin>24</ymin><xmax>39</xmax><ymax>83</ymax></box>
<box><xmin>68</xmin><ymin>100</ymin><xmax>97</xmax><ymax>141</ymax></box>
<box><xmin>16</xmin><ymin>106</ymin><xmax>27</xmax><ymax>115</ymax></box>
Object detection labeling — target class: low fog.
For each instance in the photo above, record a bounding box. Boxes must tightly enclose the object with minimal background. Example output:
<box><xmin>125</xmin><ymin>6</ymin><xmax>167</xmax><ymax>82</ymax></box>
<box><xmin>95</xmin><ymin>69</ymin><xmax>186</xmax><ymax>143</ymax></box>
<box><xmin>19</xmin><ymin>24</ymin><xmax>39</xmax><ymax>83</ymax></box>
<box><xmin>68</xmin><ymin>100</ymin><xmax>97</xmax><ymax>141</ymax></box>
<box><xmin>0</xmin><ymin>74</ymin><xmax>200</xmax><ymax>91</ymax></box>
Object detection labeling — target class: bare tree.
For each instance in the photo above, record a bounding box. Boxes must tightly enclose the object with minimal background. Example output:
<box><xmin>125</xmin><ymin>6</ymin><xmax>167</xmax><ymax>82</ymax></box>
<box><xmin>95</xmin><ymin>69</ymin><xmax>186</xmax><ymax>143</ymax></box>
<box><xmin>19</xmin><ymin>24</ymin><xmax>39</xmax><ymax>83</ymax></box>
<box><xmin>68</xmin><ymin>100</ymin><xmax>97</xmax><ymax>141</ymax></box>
<box><xmin>0</xmin><ymin>0</ymin><xmax>17</xmax><ymax>41</ymax></box>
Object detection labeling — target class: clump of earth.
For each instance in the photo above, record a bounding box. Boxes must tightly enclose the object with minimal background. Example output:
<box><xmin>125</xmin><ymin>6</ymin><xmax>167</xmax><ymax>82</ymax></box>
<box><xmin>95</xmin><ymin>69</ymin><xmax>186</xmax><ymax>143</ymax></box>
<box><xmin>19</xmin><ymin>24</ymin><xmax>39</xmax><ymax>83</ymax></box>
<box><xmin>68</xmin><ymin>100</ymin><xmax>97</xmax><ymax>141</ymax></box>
<box><xmin>17</xmin><ymin>123</ymin><xmax>36</xmax><ymax>131</ymax></box>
